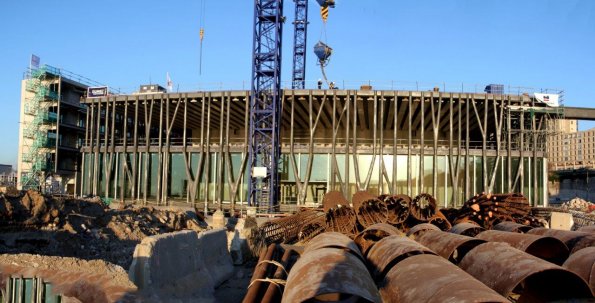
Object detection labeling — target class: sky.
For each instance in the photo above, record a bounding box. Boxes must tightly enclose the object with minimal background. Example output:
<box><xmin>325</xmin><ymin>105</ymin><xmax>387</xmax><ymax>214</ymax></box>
<box><xmin>0</xmin><ymin>0</ymin><xmax>594</xmax><ymax>168</ymax></box>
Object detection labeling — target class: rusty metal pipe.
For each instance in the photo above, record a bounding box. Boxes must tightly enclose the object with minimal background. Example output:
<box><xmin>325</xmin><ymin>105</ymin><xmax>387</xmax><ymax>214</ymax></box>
<box><xmin>577</xmin><ymin>225</ymin><xmax>595</xmax><ymax>234</ymax></box>
<box><xmin>563</xmin><ymin>247</ymin><xmax>595</xmax><ymax>295</ymax></box>
<box><xmin>261</xmin><ymin>247</ymin><xmax>299</xmax><ymax>303</ymax></box>
<box><xmin>459</xmin><ymin>242</ymin><xmax>593</xmax><ymax>301</ymax></box>
<box><xmin>243</xmin><ymin>244</ymin><xmax>278</xmax><ymax>303</ymax></box>
<box><xmin>282</xmin><ymin>248</ymin><xmax>381</xmax><ymax>303</ymax></box>
<box><xmin>476</xmin><ymin>230</ymin><xmax>569</xmax><ymax>265</ymax></box>
<box><xmin>303</xmin><ymin>232</ymin><xmax>364</xmax><ymax>261</ymax></box>
<box><xmin>493</xmin><ymin>221</ymin><xmax>533</xmax><ymax>233</ymax></box>
<box><xmin>354</xmin><ymin>223</ymin><xmax>403</xmax><ymax>257</ymax></box>
<box><xmin>366</xmin><ymin>235</ymin><xmax>436</xmax><ymax>282</ymax></box>
<box><xmin>415</xmin><ymin>230</ymin><xmax>485</xmax><ymax>264</ymax></box>
<box><xmin>406</xmin><ymin>223</ymin><xmax>440</xmax><ymax>238</ymax></box>
<box><xmin>378</xmin><ymin>254</ymin><xmax>508</xmax><ymax>303</ymax></box>
<box><xmin>450</xmin><ymin>222</ymin><xmax>485</xmax><ymax>237</ymax></box>
<box><xmin>527</xmin><ymin>228</ymin><xmax>595</xmax><ymax>254</ymax></box>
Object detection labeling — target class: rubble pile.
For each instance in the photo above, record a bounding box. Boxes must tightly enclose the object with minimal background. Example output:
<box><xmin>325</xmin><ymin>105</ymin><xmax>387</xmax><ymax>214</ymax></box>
<box><xmin>0</xmin><ymin>190</ymin><xmax>208</xmax><ymax>269</ymax></box>
<box><xmin>561</xmin><ymin>197</ymin><xmax>595</xmax><ymax>213</ymax></box>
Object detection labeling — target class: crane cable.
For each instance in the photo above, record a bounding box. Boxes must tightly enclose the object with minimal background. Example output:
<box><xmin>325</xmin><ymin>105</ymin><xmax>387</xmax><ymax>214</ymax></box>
<box><xmin>199</xmin><ymin>0</ymin><xmax>206</xmax><ymax>75</ymax></box>
<box><xmin>319</xmin><ymin>4</ymin><xmax>331</xmax><ymax>87</ymax></box>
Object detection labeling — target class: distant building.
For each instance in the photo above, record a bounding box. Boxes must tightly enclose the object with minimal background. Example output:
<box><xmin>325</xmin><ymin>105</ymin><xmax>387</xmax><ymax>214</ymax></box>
<box><xmin>548</xmin><ymin>125</ymin><xmax>595</xmax><ymax>170</ymax></box>
<box><xmin>0</xmin><ymin>164</ymin><xmax>16</xmax><ymax>186</ymax></box>
<box><xmin>17</xmin><ymin>64</ymin><xmax>105</xmax><ymax>194</ymax></box>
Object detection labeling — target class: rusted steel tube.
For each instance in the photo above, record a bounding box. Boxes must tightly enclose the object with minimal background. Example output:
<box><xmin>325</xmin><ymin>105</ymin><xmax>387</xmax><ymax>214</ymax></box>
<box><xmin>355</xmin><ymin>199</ymin><xmax>389</xmax><ymax>229</ymax></box>
<box><xmin>415</xmin><ymin>230</ymin><xmax>485</xmax><ymax>264</ymax></box>
<box><xmin>351</xmin><ymin>191</ymin><xmax>378</xmax><ymax>210</ymax></box>
<box><xmin>476</xmin><ymin>230</ymin><xmax>569</xmax><ymax>265</ymax></box>
<box><xmin>459</xmin><ymin>242</ymin><xmax>593</xmax><ymax>301</ymax></box>
<box><xmin>577</xmin><ymin>225</ymin><xmax>595</xmax><ymax>234</ymax></box>
<box><xmin>297</xmin><ymin>218</ymin><xmax>326</xmax><ymax>243</ymax></box>
<box><xmin>379</xmin><ymin>194</ymin><xmax>411</xmax><ymax>225</ymax></box>
<box><xmin>243</xmin><ymin>244</ymin><xmax>278</xmax><ymax>303</ymax></box>
<box><xmin>492</xmin><ymin>221</ymin><xmax>533</xmax><ymax>233</ymax></box>
<box><xmin>366</xmin><ymin>235</ymin><xmax>436</xmax><ymax>282</ymax></box>
<box><xmin>257</xmin><ymin>210</ymin><xmax>325</xmax><ymax>245</ymax></box>
<box><xmin>303</xmin><ymin>232</ymin><xmax>364</xmax><ymax>261</ymax></box>
<box><xmin>326</xmin><ymin>205</ymin><xmax>358</xmax><ymax>237</ymax></box>
<box><xmin>406</xmin><ymin>223</ymin><xmax>440</xmax><ymax>238</ymax></box>
<box><xmin>378</xmin><ymin>254</ymin><xmax>509</xmax><ymax>303</ymax></box>
<box><xmin>322</xmin><ymin>190</ymin><xmax>348</xmax><ymax>212</ymax></box>
<box><xmin>450</xmin><ymin>222</ymin><xmax>485</xmax><ymax>237</ymax></box>
<box><xmin>409</xmin><ymin>193</ymin><xmax>437</xmax><ymax>222</ymax></box>
<box><xmin>563</xmin><ymin>247</ymin><xmax>595</xmax><ymax>295</ymax></box>
<box><xmin>282</xmin><ymin>248</ymin><xmax>381</xmax><ymax>303</ymax></box>
<box><xmin>354</xmin><ymin>223</ymin><xmax>403</xmax><ymax>256</ymax></box>
<box><xmin>261</xmin><ymin>247</ymin><xmax>299</xmax><ymax>303</ymax></box>
<box><xmin>527</xmin><ymin>228</ymin><xmax>595</xmax><ymax>254</ymax></box>
<box><xmin>428</xmin><ymin>210</ymin><xmax>452</xmax><ymax>231</ymax></box>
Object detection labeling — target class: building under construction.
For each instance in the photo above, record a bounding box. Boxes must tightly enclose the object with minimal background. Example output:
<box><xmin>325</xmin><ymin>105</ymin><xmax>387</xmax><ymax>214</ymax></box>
<box><xmin>16</xmin><ymin>65</ymin><xmax>104</xmax><ymax>194</ymax></box>
<box><xmin>79</xmin><ymin>89</ymin><xmax>569</xmax><ymax>209</ymax></box>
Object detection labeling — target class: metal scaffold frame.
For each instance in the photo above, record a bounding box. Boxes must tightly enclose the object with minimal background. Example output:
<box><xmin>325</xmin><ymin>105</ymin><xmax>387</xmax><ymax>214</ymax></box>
<box><xmin>21</xmin><ymin>65</ymin><xmax>60</xmax><ymax>190</ymax></box>
<box><xmin>249</xmin><ymin>0</ymin><xmax>284</xmax><ymax>209</ymax></box>
<box><xmin>291</xmin><ymin>0</ymin><xmax>308</xmax><ymax>89</ymax></box>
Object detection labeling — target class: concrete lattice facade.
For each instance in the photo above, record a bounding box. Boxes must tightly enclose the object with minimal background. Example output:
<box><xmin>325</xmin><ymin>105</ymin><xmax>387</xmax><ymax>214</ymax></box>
<box><xmin>79</xmin><ymin>89</ymin><xmax>560</xmax><ymax>209</ymax></box>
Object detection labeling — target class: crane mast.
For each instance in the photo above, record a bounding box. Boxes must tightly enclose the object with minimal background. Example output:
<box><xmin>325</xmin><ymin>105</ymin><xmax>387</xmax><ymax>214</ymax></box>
<box><xmin>248</xmin><ymin>0</ymin><xmax>284</xmax><ymax>209</ymax></box>
<box><xmin>292</xmin><ymin>0</ymin><xmax>308</xmax><ymax>89</ymax></box>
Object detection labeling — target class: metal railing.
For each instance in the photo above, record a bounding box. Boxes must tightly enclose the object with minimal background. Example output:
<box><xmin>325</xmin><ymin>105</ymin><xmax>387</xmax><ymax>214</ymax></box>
<box><xmin>81</xmin><ymin>137</ymin><xmax>547</xmax><ymax>153</ymax></box>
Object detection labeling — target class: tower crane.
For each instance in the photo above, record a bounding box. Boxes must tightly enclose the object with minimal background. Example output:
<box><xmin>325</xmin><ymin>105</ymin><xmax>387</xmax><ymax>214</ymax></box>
<box><xmin>248</xmin><ymin>0</ymin><xmax>335</xmax><ymax>210</ymax></box>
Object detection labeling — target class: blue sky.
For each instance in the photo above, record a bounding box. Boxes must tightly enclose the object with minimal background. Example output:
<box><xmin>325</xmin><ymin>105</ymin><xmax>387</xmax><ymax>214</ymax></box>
<box><xmin>1</xmin><ymin>0</ymin><xmax>594</xmax><ymax>167</ymax></box>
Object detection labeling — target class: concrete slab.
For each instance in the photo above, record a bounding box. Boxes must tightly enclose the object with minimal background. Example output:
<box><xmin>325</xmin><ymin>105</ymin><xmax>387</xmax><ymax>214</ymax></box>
<box><xmin>550</xmin><ymin>212</ymin><xmax>574</xmax><ymax>231</ymax></box>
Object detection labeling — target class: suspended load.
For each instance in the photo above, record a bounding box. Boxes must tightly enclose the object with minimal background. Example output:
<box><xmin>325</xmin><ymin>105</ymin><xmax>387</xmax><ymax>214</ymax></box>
<box><xmin>316</xmin><ymin>0</ymin><xmax>335</xmax><ymax>8</ymax></box>
<box><xmin>314</xmin><ymin>41</ymin><xmax>333</xmax><ymax>65</ymax></box>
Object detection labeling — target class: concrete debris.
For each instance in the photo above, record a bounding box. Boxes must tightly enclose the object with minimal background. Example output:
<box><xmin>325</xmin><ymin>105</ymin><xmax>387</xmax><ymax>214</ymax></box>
<box><xmin>561</xmin><ymin>197</ymin><xmax>595</xmax><ymax>213</ymax></box>
<box><xmin>0</xmin><ymin>190</ymin><xmax>208</xmax><ymax>269</ymax></box>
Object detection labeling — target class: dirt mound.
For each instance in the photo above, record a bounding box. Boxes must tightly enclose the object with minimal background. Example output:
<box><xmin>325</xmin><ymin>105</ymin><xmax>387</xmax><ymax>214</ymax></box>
<box><xmin>0</xmin><ymin>190</ymin><xmax>208</xmax><ymax>269</ymax></box>
<box><xmin>0</xmin><ymin>253</ymin><xmax>136</xmax><ymax>289</ymax></box>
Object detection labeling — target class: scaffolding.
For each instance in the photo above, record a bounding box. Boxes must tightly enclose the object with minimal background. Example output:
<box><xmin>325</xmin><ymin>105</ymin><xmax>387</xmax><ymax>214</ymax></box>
<box><xmin>20</xmin><ymin>65</ymin><xmax>60</xmax><ymax>190</ymax></box>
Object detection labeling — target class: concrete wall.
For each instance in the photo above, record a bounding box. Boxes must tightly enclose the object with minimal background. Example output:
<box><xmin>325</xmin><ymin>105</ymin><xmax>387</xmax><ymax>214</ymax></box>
<box><xmin>549</xmin><ymin>178</ymin><xmax>595</xmax><ymax>203</ymax></box>
<box><xmin>128</xmin><ymin>229</ymin><xmax>233</xmax><ymax>301</ymax></box>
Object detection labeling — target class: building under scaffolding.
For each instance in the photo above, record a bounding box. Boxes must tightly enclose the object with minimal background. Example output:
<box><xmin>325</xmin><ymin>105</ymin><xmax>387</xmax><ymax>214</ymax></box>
<box><xmin>79</xmin><ymin>89</ymin><xmax>565</xmax><ymax>209</ymax></box>
<box><xmin>17</xmin><ymin>65</ymin><xmax>104</xmax><ymax>194</ymax></box>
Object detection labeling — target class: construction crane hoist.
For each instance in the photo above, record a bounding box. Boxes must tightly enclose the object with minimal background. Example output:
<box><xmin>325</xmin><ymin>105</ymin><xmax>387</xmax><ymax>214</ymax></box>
<box><xmin>248</xmin><ymin>0</ymin><xmax>335</xmax><ymax>210</ymax></box>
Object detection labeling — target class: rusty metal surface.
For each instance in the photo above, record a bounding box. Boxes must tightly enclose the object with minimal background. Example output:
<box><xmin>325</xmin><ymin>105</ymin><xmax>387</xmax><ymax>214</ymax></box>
<box><xmin>378</xmin><ymin>254</ymin><xmax>508</xmax><ymax>303</ymax></box>
<box><xmin>415</xmin><ymin>230</ymin><xmax>485</xmax><ymax>264</ymax></box>
<box><xmin>379</xmin><ymin>194</ymin><xmax>411</xmax><ymax>225</ymax></box>
<box><xmin>256</xmin><ymin>210</ymin><xmax>325</xmax><ymax>245</ymax></box>
<box><xmin>493</xmin><ymin>221</ymin><xmax>534</xmax><ymax>233</ymax></box>
<box><xmin>322</xmin><ymin>190</ymin><xmax>348</xmax><ymax>212</ymax></box>
<box><xmin>244</xmin><ymin>244</ymin><xmax>279</xmax><ymax>303</ymax></box>
<box><xmin>325</xmin><ymin>205</ymin><xmax>358</xmax><ymax>237</ymax></box>
<box><xmin>476</xmin><ymin>230</ymin><xmax>569</xmax><ymax>265</ymax></box>
<box><xmin>405</xmin><ymin>223</ymin><xmax>440</xmax><ymax>237</ymax></box>
<box><xmin>527</xmin><ymin>227</ymin><xmax>595</xmax><ymax>254</ymax></box>
<box><xmin>459</xmin><ymin>241</ymin><xmax>593</xmax><ymax>301</ymax></box>
<box><xmin>409</xmin><ymin>193</ymin><xmax>437</xmax><ymax>222</ymax></box>
<box><xmin>297</xmin><ymin>218</ymin><xmax>326</xmax><ymax>243</ymax></box>
<box><xmin>366</xmin><ymin>235</ymin><xmax>436</xmax><ymax>281</ymax></box>
<box><xmin>261</xmin><ymin>246</ymin><xmax>300</xmax><ymax>302</ymax></box>
<box><xmin>282</xmin><ymin>247</ymin><xmax>381</xmax><ymax>303</ymax></box>
<box><xmin>563</xmin><ymin>247</ymin><xmax>595</xmax><ymax>295</ymax></box>
<box><xmin>303</xmin><ymin>232</ymin><xmax>363</xmax><ymax>261</ymax></box>
<box><xmin>578</xmin><ymin>225</ymin><xmax>595</xmax><ymax>234</ymax></box>
<box><xmin>355</xmin><ymin>199</ymin><xmax>389</xmax><ymax>229</ymax></box>
<box><xmin>352</xmin><ymin>191</ymin><xmax>378</xmax><ymax>210</ymax></box>
<box><xmin>354</xmin><ymin>223</ymin><xmax>403</xmax><ymax>256</ymax></box>
<box><xmin>428</xmin><ymin>210</ymin><xmax>452</xmax><ymax>231</ymax></box>
<box><xmin>450</xmin><ymin>222</ymin><xmax>485</xmax><ymax>237</ymax></box>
